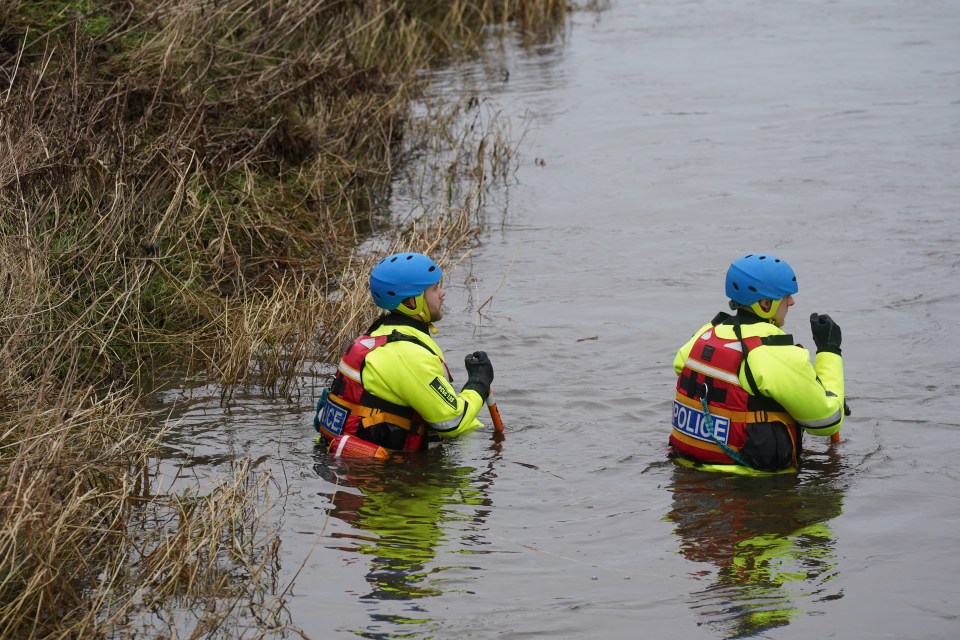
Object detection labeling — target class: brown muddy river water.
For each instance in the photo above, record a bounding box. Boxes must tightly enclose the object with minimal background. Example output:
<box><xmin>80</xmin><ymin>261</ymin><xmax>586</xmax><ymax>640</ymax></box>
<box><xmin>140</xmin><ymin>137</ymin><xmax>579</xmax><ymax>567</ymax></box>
<box><xmin>151</xmin><ymin>1</ymin><xmax>960</xmax><ymax>638</ymax></box>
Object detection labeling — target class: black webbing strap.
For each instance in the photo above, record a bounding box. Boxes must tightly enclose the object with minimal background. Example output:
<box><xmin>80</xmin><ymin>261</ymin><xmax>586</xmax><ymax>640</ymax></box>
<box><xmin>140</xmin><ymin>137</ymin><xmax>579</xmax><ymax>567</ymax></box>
<box><xmin>761</xmin><ymin>335</ymin><xmax>795</xmax><ymax>347</ymax></box>
<box><xmin>354</xmin><ymin>330</ymin><xmax>439</xmax><ymax>419</ymax></box>
<box><xmin>356</xmin><ymin>389</ymin><xmax>417</xmax><ymax>420</ymax></box>
<box><xmin>680</xmin><ymin>372</ymin><xmax>727</xmax><ymax>404</ymax></box>
<box><xmin>385</xmin><ymin>329</ymin><xmax>436</xmax><ymax>353</ymax></box>
<box><xmin>732</xmin><ymin>317</ymin><xmax>762</xmax><ymax>397</ymax></box>
<box><xmin>730</xmin><ymin>317</ymin><xmax>795</xmax><ymax>412</ymax></box>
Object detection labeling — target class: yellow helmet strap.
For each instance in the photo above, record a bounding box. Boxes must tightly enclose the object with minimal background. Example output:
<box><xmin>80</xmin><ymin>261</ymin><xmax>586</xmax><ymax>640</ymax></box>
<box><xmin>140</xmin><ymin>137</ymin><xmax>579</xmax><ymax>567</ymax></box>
<box><xmin>749</xmin><ymin>299</ymin><xmax>783</xmax><ymax>325</ymax></box>
<box><xmin>395</xmin><ymin>294</ymin><xmax>432</xmax><ymax>323</ymax></box>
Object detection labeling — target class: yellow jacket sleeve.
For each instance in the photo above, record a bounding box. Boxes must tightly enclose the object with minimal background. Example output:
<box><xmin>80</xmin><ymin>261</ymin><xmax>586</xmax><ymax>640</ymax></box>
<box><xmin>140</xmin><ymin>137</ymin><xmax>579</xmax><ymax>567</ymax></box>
<box><xmin>362</xmin><ymin>340</ymin><xmax>484</xmax><ymax>438</ymax></box>
<box><xmin>743</xmin><ymin>343</ymin><xmax>845</xmax><ymax>437</ymax></box>
<box><xmin>674</xmin><ymin>319</ymin><xmax>845</xmax><ymax>438</ymax></box>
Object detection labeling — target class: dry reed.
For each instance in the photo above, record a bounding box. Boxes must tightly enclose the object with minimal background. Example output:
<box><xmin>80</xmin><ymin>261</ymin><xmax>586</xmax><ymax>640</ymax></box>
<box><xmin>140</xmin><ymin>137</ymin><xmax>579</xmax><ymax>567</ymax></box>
<box><xmin>0</xmin><ymin>0</ymin><xmax>572</xmax><ymax>636</ymax></box>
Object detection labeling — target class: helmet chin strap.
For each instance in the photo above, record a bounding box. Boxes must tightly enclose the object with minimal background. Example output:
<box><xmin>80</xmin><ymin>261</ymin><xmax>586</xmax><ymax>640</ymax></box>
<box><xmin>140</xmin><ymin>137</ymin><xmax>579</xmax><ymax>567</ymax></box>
<box><xmin>748</xmin><ymin>298</ymin><xmax>783</xmax><ymax>326</ymax></box>
<box><xmin>396</xmin><ymin>294</ymin><xmax>433</xmax><ymax>324</ymax></box>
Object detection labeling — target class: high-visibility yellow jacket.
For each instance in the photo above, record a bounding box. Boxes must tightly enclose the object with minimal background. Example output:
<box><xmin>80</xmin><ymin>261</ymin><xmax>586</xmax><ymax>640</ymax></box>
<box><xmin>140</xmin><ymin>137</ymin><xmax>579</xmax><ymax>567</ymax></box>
<box><xmin>361</xmin><ymin>314</ymin><xmax>484</xmax><ymax>440</ymax></box>
<box><xmin>674</xmin><ymin>312</ymin><xmax>845</xmax><ymax>441</ymax></box>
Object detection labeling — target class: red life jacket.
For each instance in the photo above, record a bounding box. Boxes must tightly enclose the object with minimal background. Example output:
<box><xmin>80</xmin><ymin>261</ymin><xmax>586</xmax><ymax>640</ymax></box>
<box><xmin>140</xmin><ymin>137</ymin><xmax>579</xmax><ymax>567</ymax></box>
<box><xmin>671</xmin><ymin>321</ymin><xmax>800</xmax><ymax>468</ymax></box>
<box><xmin>316</xmin><ymin>331</ymin><xmax>434</xmax><ymax>451</ymax></box>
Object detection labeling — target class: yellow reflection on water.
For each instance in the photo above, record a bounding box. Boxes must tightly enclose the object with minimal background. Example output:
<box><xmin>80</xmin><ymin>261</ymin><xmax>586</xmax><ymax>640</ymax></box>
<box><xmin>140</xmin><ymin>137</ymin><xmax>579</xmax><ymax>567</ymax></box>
<box><xmin>665</xmin><ymin>455</ymin><xmax>845</xmax><ymax>638</ymax></box>
<box><xmin>315</xmin><ymin>445</ymin><xmax>498</xmax><ymax>637</ymax></box>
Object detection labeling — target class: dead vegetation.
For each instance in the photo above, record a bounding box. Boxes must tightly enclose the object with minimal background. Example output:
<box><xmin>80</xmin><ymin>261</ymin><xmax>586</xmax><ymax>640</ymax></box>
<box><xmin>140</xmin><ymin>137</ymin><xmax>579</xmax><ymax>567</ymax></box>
<box><xmin>0</xmin><ymin>0</ymin><xmax>570</xmax><ymax>636</ymax></box>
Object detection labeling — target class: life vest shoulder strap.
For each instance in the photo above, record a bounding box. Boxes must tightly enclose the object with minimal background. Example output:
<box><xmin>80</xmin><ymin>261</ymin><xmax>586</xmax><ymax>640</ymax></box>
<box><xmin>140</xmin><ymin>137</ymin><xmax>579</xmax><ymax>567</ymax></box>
<box><xmin>760</xmin><ymin>334</ymin><xmax>795</xmax><ymax>347</ymax></box>
<box><xmin>728</xmin><ymin>320</ymin><xmax>793</xmax><ymax>394</ymax></box>
<box><xmin>710</xmin><ymin>311</ymin><xmax>733</xmax><ymax>327</ymax></box>
<box><xmin>711</xmin><ymin>312</ymin><xmax>795</xmax><ymax>346</ymax></box>
<box><xmin>383</xmin><ymin>329</ymin><xmax>434</xmax><ymax>351</ymax></box>
<box><xmin>339</xmin><ymin>330</ymin><xmax>435</xmax><ymax>379</ymax></box>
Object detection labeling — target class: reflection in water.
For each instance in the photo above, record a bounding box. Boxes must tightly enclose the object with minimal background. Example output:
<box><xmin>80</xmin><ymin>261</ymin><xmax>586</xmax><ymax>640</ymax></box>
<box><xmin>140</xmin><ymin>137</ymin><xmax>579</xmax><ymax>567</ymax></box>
<box><xmin>314</xmin><ymin>445</ymin><xmax>497</xmax><ymax>638</ymax></box>
<box><xmin>665</xmin><ymin>451</ymin><xmax>845</xmax><ymax>638</ymax></box>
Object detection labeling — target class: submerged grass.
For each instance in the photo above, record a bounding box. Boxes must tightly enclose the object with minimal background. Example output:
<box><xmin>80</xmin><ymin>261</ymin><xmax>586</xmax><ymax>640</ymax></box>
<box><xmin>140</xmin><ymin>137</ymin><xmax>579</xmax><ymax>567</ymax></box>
<box><xmin>1</xmin><ymin>0</ymin><xmax>575</xmax><ymax>637</ymax></box>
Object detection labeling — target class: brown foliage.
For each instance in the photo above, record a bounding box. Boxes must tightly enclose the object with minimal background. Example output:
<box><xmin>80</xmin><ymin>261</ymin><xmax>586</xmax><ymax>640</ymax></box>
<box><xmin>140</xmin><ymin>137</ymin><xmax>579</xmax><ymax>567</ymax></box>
<box><xmin>0</xmin><ymin>0</ymin><xmax>569</xmax><ymax>637</ymax></box>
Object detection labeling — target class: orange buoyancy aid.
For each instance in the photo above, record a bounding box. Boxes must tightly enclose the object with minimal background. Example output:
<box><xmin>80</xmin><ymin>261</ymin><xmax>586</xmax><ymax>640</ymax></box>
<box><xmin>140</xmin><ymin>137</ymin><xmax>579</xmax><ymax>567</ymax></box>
<box><xmin>315</xmin><ymin>331</ymin><xmax>432</xmax><ymax>451</ymax></box>
<box><xmin>671</xmin><ymin>325</ymin><xmax>800</xmax><ymax>469</ymax></box>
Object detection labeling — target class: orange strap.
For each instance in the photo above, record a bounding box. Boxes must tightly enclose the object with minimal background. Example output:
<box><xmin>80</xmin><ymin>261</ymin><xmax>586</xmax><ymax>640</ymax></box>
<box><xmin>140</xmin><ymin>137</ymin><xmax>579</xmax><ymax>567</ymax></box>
<box><xmin>328</xmin><ymin>393</ymin><xmax>425</xmax><ymax>435</ymax></box>
<box><xmin>670</xmin><ymin>429</ymin><xmax>730</xmax><ymax>456</ymax></box>
<box><xmin>671</xmin><ymin>415</ymin><xmax>800</xmax><ymax>467</ymax></box>
<box><xmin>674</xmin><ymin>392</ymin><xmax>793</xmax><ymax>426</ymax></box>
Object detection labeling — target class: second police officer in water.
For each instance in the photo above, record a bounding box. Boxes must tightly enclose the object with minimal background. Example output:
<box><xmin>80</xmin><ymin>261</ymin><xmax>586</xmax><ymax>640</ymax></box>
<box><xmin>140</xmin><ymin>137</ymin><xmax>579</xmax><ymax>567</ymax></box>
<box><xmin>670</xmin><ymin>253</ymin><xmax>847</xmax><ymax>472</ymax></box>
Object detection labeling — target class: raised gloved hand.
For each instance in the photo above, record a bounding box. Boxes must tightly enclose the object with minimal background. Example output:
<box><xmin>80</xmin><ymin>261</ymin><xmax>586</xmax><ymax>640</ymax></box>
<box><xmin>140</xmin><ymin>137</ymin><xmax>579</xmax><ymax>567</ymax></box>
<box><xmin>810</xmin><ymin>313</ymin><xmax>842</xmax><ymax>355</ymax></box>
<box><xmin>462</xmin><ymin>351</ymin><xmax>494</xmax><ymax>400</ymax></box>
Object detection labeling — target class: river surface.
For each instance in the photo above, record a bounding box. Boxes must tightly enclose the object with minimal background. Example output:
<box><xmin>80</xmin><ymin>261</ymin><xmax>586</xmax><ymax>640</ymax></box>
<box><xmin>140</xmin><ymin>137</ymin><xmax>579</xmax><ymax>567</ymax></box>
<box><xmin>151</xmin><ymin>1</ymin><xmax>960</xmax><ymax>638</ymax></box>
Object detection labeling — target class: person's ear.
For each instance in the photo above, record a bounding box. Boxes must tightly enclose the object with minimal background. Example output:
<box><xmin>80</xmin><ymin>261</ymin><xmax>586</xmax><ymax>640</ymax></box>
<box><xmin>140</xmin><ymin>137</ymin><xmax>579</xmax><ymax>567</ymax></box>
<box><xmin>401</xmin><ymin>297</ymin><xmax>417</xmax><ymax>309</ymax></box>
<box><xmin>758</xmin><ymin>299</ymin><xmax>773</xmax><ymax>312</ymax></box>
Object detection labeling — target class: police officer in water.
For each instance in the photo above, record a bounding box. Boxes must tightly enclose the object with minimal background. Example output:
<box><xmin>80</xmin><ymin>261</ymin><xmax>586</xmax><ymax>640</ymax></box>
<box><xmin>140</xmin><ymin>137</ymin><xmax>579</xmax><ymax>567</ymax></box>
<box><xmin>315</xmin><ymin>252</ymin><xmax>494</xmax><ymax>455</ymax></box>
<box><xmin>670</xmin><ymin>253</ymin><xmax>846</xmax><ymax>472</ymax></box>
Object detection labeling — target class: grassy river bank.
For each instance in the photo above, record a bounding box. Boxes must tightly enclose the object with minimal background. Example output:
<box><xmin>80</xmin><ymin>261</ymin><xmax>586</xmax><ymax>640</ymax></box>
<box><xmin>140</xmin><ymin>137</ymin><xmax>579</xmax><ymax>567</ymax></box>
<box><xmin>0</xmin><ymin>1</ymin><xmax>573</xmax><ymax>636</ymax></box>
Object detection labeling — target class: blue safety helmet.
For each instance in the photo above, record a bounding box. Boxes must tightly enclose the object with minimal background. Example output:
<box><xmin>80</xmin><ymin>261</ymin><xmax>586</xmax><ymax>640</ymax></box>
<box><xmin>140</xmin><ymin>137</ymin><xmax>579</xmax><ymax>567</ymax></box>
<box><xmin>369</xmin><ymin>252</ymin><xmax>442</xmax><ymax>312</ymax></box>
<box><xmin>725</xmin><ymin>253</ymin><xmax>798</xmax><ymax>307</ymax></box>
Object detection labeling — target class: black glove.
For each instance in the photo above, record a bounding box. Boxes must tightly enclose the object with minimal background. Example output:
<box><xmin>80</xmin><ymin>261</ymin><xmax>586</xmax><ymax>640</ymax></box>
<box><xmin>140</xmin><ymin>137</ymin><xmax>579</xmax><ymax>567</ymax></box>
<box><xmin>462</xmin><ymin>351</ymin><xmax>494</xmax><ymax>400</ymax></box>
<box><xmin>810</xmin><ymin>313</ymin><xmax>842</xmax><ymax>355</ymax></box>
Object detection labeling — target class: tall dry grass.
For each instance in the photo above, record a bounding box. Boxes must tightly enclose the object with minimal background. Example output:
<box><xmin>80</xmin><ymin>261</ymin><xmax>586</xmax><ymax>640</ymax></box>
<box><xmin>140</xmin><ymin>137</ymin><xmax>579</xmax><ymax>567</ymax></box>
<box><xmin>0</xmin><ymin>0</ymin><xmax>573</xmax><ymax>636</ymax></box>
